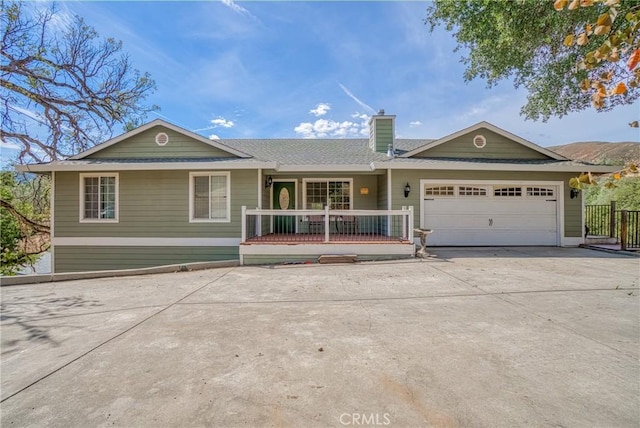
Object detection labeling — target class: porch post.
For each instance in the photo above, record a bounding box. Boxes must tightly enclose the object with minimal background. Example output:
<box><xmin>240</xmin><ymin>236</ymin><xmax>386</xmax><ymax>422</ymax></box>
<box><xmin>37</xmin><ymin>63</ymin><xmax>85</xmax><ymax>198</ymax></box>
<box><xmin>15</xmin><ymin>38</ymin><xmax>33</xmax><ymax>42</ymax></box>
<box><xmin>257</xmin><ymin>169</ymin><xmax>262</xmax><ymax>236</ymax></box>
<box><xmin>324</xmin><ymin>205</ymin><xmax>330</xmax><ymax>243</ymax></box>
<box><xmin>241</xmin><ymin>206</ymin><xmax>247</xmax><ymax>243</ymax></box>
<box><xmin>408</xmin><ymin>206</ymin><xmax>414</xmax><ymax>242</ymax></box>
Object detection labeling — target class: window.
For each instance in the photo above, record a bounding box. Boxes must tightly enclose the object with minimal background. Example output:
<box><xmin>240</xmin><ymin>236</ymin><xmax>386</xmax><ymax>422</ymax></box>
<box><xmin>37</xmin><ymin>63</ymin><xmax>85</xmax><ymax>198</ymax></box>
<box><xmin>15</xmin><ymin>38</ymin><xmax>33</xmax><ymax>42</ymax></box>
<box><xmin>526</xmin><ymin>187</ymin><xmax>554</xmax><ymax>197</ymax></box>
<box><xmin>304</xmin><ymin>179</ymin><xmax>351</xmax><ymax>209</ymax></box>
<box><xmin>424</xmin><ymin>186</ymin><xmax>454</xmax><ymax>196</ymax></box>
<box><xmin>494</xmin><ymin>186</ymin><xmax>522</xmax><ymax>197</ymax></box>
<box><xmin>80</xmin><ymin>173</ymin><xmax>118</xmax><ymax>222</ymax></box>
<box><xmin>459</xmin><ymin>186</ymin><xmax>487</xmax><ymax>196</ymax></box>
<box><xmin>190</xmin><ymin>172</ymin><xmax>230</xmax><ymax>222</ymax></box>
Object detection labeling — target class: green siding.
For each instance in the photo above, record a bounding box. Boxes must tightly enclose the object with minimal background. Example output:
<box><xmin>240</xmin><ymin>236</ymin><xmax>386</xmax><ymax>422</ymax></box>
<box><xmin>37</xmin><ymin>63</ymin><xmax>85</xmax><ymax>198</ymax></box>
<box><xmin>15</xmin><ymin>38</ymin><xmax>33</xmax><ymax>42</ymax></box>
<box><xmin>377</xmin><ymin>173</ymin><xmax>388</xmax><ymax>210</ymax></box>
<box><xmin>391</xmin><ymin>170</ymin><xmax>582</xmax><ymax>238</ymax></box>
<box><xmin>55</xmin><ymin>246</ymin><xmax>238</xmax><ymax>272</ymax></box>
<box><xmin>55</xmin><ymin>169</ymin><xmax>259</xmax><ymax>237</ymax></box>
<box><xmin>87</xmin><ymin>126</ymin><xmax>237</xmax><ymax>159</ymax></box>
<box><xmin>372</xmin><ymin>118</ymin><xmax>393</xmax><ymax>153</ymax></box>
<box><xmin>412</xmin><ymin>129</ymin><xmax>550</xmax><ymax>160</ymax></box>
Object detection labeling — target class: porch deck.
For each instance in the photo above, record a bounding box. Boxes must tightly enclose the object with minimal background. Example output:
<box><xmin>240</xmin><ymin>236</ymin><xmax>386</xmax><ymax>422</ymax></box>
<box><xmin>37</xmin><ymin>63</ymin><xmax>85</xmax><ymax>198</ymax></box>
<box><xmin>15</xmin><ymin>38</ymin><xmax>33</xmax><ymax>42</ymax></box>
<box><xmin>240</xmin><ymin>207</ymin><xmax>416</xmax><ymax>265</ymax></box>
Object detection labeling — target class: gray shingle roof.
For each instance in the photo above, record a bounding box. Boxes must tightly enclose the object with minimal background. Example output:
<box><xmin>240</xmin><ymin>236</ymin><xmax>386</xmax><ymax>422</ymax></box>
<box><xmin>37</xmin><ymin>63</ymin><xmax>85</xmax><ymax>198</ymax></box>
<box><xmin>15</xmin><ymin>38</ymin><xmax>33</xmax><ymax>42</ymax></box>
<box><xmin>219</xmin><ymin>138</ymin><xmax>436</xmax><ymax>165</ymax></box>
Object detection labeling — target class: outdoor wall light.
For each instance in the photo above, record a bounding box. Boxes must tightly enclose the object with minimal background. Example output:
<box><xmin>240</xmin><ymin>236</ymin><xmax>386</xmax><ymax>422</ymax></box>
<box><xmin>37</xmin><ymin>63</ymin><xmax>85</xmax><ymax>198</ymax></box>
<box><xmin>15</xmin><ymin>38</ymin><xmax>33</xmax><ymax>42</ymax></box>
<box><xmin>404</xmin><ymin>182</ymin><xmax>411</xmax><ymax>198</ymax></box>
<box><xmin>265</xmin><ymin>176</ymin><xmax>273</xmax><ymax>189</ymax></box>
<box><xmin>570</xmin><ymin>188</ymin><xmax>580</xmax><ymax>199</ymax></box>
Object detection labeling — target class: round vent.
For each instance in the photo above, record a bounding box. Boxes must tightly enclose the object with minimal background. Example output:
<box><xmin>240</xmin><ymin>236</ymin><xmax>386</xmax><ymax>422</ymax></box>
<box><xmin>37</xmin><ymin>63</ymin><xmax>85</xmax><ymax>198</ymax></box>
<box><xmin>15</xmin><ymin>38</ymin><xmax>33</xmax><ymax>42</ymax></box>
<box><xmin>473</xmin><ymin>134</ymin><xmax>486</xmax><ymax>149</ymax></box>
<box><xmin>155</xmin><ymin>132</ymin><xmax>169</xmax><ymax>146</ymax></box>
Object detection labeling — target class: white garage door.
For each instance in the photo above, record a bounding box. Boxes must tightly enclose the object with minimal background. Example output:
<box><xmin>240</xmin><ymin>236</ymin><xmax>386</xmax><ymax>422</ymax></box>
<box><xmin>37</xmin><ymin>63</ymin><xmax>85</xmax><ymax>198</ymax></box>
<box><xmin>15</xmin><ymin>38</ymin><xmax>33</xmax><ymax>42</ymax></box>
<box><xmin>422</xmin><ymin>183</ymin><xmax>559</xmax><ymax>246</ymax></box>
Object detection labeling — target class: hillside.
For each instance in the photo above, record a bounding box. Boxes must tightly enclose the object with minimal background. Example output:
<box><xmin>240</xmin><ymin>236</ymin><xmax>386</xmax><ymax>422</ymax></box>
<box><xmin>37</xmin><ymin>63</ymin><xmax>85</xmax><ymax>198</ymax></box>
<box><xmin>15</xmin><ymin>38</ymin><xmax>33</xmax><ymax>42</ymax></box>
<box><xmin>549</xmin><ymin>141</ymin><xmax>640</xmax><ymax>165</ymax></box>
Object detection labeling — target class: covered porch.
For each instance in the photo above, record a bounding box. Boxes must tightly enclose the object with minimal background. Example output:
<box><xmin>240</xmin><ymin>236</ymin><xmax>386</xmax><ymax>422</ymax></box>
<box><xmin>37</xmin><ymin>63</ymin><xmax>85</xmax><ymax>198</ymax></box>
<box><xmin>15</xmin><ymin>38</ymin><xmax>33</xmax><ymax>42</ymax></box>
<box><xmin>239</xmin><ymin>206</ymin><xmax>416</xmax><ymax>265</ymax></box>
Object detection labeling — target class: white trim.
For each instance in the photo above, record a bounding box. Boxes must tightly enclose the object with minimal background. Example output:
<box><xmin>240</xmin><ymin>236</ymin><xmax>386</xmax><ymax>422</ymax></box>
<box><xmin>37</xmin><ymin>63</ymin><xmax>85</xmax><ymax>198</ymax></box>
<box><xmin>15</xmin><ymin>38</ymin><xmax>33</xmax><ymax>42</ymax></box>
<box><xmin>50</xmin><ymin>171</ymin><xmax>55</xmax><ymax>274</ymax></box>
<box><xmin>53</xmin><ymin>237</ymin><xmax>241</xmax><ymax>246</ymax></box>
<box><xmin>376</xmin><ymin>161</ymin><xmax>617</xmax><ymax>173</ymax></box>
<box><xmin>189</xmin><ymin>171</ymin><xmax>231</xmax><ymax>223</ymax></box>
<box><xmin>301</xmin><ymin>178</ymin><xmax>353</xmax><ymax>210</ymax></box>
<box><xmin>79</xmin><ymin>173</ymin><xmax>119</xmax><ymax>223</ymax></box>
<box><xmin>420</xmin><ymin>179</ymin><xmax>563</xmax><ymax>246</ymax></box>
<box><xmin>473</xmin><ymin>134</ymin><xmax>487</xmax><ymax>149</ymax></box>
<box><xmin>561</xmin><ymin>237</ymin><xmax>584</xmax><ymax>247</ymax></box>
<box><xmin>70</xmin><ymin>119</ymin><xmax>251</xmax><ymax>159</ymax></box>
<box><xmin>400</xmin><ymin>121</ymin><xmax>566</xmax><ymax>160</ymax></box>
<box><xmin>155</xmin><ymin>132</ymin><xmax>169</xmax><ymax>146</ymax></box>
<box><xmin>17</xmin><ymin>160</ymin><xmax>276</xmax><ymax>173</ymax></box>
<box><xmin>257</xmin><ymin>168</ymin><xmax>263</xmax><ymax>209</ymax></box>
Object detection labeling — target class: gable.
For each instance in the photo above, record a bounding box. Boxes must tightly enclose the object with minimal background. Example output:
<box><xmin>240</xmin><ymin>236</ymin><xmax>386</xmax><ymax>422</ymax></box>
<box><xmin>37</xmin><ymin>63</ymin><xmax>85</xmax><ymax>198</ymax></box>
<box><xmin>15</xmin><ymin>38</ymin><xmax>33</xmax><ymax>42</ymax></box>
<box><xmin>410</xmin><ymin>128</ymin><xmax>552</xmax><ymax>160</ymax></box>
<box><xmin>85</xmin><ymin>125</ymin><xmax>238</xmax><ymax>159</ymax></box>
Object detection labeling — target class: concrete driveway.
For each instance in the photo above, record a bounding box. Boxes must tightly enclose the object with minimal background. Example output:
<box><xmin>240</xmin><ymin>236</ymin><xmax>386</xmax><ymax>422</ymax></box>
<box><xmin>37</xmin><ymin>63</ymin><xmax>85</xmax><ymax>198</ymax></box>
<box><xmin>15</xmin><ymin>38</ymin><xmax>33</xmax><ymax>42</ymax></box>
<box><xmin>1</xmin><ymin>247</ymin><xmax>638</xmax><ymax>427</ymax></box>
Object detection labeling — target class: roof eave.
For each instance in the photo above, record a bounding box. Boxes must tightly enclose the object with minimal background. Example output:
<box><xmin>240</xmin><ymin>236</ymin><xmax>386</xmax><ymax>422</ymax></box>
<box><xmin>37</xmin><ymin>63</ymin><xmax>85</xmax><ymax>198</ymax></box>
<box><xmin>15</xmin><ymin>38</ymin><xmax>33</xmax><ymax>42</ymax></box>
<box><xmin>376</xmin><ymin>161</ymin><xmax>619</xmax><ymax>173</ymax></box>
<box><xmin>16</xmin><ymin>160</ymin><xmax>277</xmax><ymax>172</ymax></box>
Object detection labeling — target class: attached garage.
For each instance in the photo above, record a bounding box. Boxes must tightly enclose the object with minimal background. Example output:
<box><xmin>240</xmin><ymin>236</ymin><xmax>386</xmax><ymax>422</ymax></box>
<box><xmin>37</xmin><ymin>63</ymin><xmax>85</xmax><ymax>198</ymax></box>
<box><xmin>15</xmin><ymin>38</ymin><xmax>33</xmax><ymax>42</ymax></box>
<box><xmin>421</xmin><ymin>181</ymin><xmax>561</xmax><ymax>246</ymax></box>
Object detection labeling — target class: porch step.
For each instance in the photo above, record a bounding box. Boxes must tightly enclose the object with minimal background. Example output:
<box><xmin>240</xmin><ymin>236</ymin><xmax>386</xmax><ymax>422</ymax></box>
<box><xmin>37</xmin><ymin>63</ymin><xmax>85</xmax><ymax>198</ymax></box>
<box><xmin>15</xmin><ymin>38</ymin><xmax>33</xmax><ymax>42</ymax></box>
<box><xmin>585</xmin><ymin>235</ymin><xmax>617</xmax><ymax>245</ymax></box>
<box><xmin>318</xmin><ymin>254</ymin><xmax>357</xmax><ymax>264</ymax></box>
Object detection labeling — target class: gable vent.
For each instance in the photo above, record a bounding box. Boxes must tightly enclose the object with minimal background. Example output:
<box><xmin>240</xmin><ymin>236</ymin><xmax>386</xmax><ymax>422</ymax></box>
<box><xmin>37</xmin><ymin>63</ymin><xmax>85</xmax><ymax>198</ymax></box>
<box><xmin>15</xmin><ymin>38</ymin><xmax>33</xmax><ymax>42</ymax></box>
<box><xmin>473</xmin><ymin>134</ymin><xmax>486</xmax><ymax>149</ymax></box>
<box><xmin>155</xmin><ymin>132</ymin><xmax>169</xmax><ymax>146</ymax></box>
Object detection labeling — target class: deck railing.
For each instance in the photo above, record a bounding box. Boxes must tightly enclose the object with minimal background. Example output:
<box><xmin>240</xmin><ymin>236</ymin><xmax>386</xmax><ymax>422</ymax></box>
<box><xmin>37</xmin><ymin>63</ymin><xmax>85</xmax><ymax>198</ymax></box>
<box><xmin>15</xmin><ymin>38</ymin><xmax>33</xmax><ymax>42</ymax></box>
<box><xmin>241</xmin><ymin>206</ymin><xmax>414</xmax><ymax>244</ymax></box>
<box><xmin>585</xmin><ymin>201</ymin><xmax>639</xmax><ymax>250</ymax></box>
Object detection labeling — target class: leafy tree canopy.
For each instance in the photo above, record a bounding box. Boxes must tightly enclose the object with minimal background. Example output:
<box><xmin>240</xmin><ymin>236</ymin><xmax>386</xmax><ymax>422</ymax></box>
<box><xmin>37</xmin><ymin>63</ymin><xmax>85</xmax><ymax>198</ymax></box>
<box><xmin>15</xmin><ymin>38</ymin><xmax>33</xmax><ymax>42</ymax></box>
<box><xmin>425</xmin><ymin>0</ymin><xmax>639</xmax><ymax>122</ymax></box>
<box><xmin>1</xmin><ymin>1</ymin><xmax>158</xmax><ymax>163</ymax></box>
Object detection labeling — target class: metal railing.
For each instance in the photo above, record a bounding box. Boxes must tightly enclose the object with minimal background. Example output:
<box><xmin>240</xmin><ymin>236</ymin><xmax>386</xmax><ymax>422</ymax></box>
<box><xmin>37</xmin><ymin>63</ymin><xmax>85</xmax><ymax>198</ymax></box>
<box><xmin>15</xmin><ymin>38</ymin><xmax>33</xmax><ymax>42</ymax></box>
<box><xmin>585</xmin><ymin>201</ymin><xmax>639</xmax><ymax>250</ymax></box>
<box><xmin>241</xmin><ymin>206</ymin><xmax>414</xmax><ymax>244</ymax></box>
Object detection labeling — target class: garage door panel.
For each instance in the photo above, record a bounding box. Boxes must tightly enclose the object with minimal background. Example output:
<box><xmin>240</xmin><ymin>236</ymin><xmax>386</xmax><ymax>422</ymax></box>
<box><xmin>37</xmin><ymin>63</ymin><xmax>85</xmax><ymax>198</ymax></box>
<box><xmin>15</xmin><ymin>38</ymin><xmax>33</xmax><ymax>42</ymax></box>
<box><xmin>422</xmin><ymin>183</ymin><xmax>558</xmax><ymax>246</ymax></box>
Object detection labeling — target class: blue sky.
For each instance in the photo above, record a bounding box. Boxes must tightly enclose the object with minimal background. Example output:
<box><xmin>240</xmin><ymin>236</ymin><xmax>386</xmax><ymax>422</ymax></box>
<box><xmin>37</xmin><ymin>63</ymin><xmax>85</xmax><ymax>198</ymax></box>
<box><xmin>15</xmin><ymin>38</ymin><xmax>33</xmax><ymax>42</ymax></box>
<box><xmin>3</xmin><ymin>0</ymin><xmax>639</xmax><ymax>162</ymax></box>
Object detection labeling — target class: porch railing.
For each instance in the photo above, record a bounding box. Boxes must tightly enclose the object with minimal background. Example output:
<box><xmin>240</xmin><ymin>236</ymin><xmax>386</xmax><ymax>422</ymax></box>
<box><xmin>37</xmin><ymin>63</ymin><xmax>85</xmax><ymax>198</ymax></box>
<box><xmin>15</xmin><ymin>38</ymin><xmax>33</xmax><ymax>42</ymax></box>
<box><xmin>585</xmin><ymin>201</ymin><xmax>639</xmax><ymax>250</ymax></box>
<box><xmin>241</xmin><ymin>206</ymin><xmax>414</xmax><ymax>244</ymax></box>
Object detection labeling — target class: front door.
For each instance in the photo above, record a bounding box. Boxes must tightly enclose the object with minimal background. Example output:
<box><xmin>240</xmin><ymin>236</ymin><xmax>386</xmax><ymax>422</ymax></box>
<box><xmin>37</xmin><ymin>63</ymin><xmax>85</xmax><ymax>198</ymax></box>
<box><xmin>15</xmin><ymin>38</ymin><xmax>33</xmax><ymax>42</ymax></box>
<box><xmin>272</xmin><ymin>181</ymin><xmax>296</xmax><ymax>233</ymax></box>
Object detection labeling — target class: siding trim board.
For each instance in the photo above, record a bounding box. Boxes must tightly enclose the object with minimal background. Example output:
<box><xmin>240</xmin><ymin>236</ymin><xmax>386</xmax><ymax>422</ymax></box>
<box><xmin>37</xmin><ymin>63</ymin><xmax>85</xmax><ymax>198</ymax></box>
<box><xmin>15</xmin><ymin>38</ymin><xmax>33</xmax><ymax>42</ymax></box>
<box><xmin>53</xmin><ymin>237</ymin><xmax>241</xmax><ymax>246</ymax></box>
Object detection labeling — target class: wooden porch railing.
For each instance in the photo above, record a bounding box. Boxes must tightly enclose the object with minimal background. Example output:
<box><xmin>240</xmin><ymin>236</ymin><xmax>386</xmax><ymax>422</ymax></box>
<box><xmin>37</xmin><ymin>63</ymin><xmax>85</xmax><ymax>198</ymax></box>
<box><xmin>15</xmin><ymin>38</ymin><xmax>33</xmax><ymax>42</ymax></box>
<box><xmin>241</xmin><ymin>206</ymin><xmax>414</xmax><ymax>244</ymax></box>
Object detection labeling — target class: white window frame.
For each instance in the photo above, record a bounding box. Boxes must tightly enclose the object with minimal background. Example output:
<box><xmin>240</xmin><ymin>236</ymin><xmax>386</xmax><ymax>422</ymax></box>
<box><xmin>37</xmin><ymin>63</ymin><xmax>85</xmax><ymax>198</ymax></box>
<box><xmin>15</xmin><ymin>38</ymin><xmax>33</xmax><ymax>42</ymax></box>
<box><xmin>189</xmin><ymin>171</ymin><xmax>231</xmax><ymax>223</ymax></box>
<box><xmin>302</xmin><ymin>178</ymin><xmax>353</xmax><ymax>210</ymax></box>
<box><xmin>79</xmin><ymin>173</ymin><xmax>119</xmax><ymax>223</ymax></box>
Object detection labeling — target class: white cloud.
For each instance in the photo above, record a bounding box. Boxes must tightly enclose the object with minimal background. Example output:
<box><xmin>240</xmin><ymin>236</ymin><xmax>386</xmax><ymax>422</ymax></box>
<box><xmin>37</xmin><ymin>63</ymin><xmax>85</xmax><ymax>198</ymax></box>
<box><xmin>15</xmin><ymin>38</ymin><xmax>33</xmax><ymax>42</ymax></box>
<box><xmin>0</xmin><ymin>139</ymin><xmax>21</xmax><ymax>151</ymax></box>
<box><xmin>294</xmin><ymin>113</ymin><xmax>370</xmax><ymax>139</ymax></box>
<box><xmin>338</xmin><ymin>83</ymin><xmax>375</xmax><ymax>114</ymax></box>
<box><xmin>211</xmin><ymin>117</ymin><xmax>235</xmax><ymax>128</ymax></box>
<box><xmin>409</xmin><ymin>121</ymin><xmax>422</xmax><ymax>127</ymax></box>
<box><xmin>221</xmin><ymin>0</ymin><xmax>259</xmax><ymax>21</ymax></box>
<box><xmin>209</xmin><ymin>134</ymin><xmax>221</xmax><ymax>140</ymax></box>
<box><xmin>309</xmin><ymin>103</ymin><xmax>331</xmax><ymax>117</ymax></box>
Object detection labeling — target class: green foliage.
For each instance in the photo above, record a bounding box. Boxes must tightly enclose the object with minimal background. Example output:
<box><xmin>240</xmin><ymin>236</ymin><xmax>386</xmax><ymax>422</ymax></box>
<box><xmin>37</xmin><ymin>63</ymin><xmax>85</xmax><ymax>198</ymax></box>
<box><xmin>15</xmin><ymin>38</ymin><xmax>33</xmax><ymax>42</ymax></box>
<box><xmin>585</xmin><ymin>176</ymin><xmax>640</xmax><ymax>209</ymax></box>
<box><xmin>425</xmin><ymin>0</ymin><xmax>639</xmax><ymax>121</ymax></box>
<box><xmin>0</xmin><ymin>171</ymin><xmax>50</xmax><ymax>275</ymax></box>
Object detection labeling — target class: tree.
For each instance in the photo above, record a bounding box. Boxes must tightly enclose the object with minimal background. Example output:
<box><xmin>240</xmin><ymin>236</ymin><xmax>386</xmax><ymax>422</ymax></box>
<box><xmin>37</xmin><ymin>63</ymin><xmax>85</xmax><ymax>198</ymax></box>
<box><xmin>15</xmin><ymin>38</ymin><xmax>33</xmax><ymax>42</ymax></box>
<box><xmin>425</xmin><ymin>0</ymin><xmax>639</xmax><ymax>122</ymax></box>
<box><xmin>1</xmin><ymin>1</ymin><xmax>157</xmax><ymax>163</ymax></box>
<box><xmin>0</xmin><ymin>171</ymin><xmax>50</xmax><ymax>275</ymax></box>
